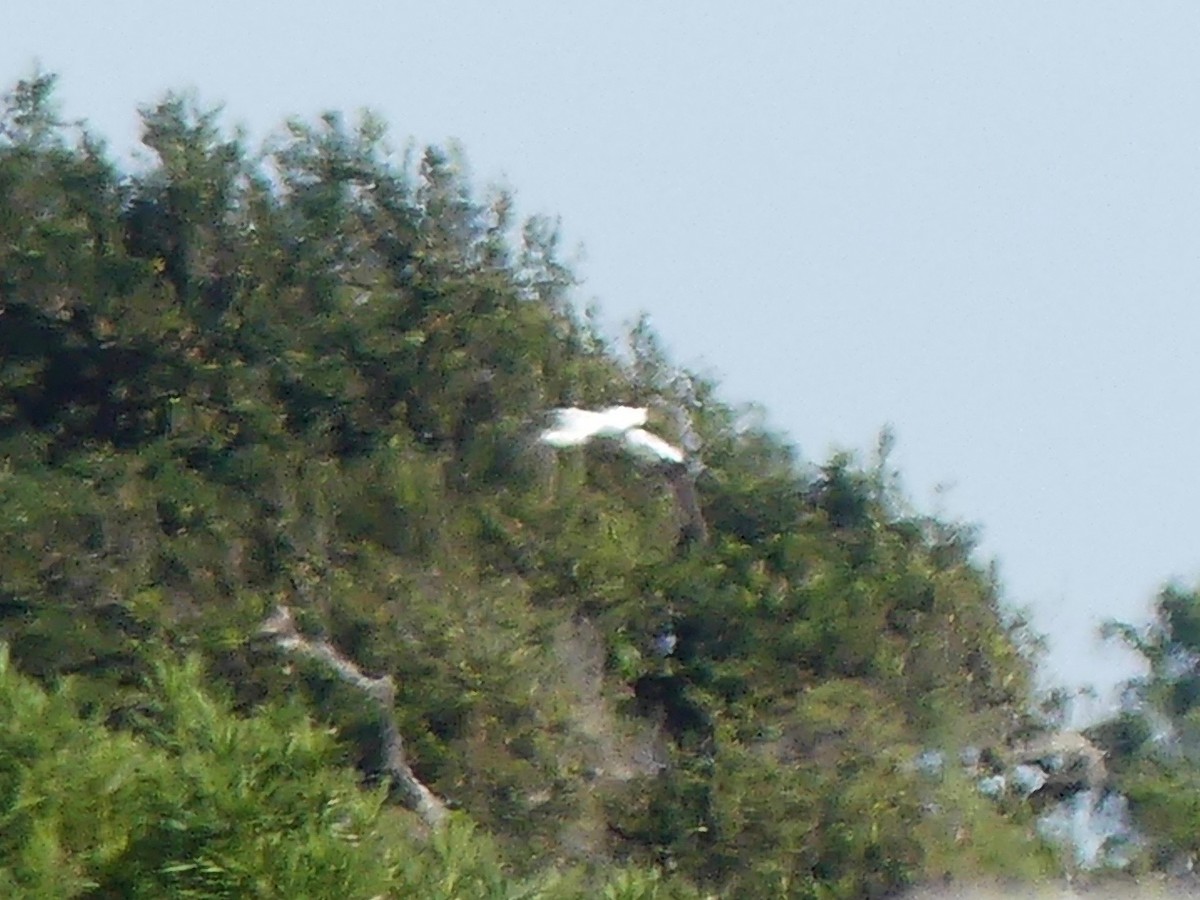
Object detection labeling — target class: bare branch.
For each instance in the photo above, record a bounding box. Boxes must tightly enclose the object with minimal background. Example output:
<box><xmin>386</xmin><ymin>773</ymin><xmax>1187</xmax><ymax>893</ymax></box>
<box><xmin>260</xmin><ymin>605</ymin><xmax>449</xmax><ymax>827</ymax></box>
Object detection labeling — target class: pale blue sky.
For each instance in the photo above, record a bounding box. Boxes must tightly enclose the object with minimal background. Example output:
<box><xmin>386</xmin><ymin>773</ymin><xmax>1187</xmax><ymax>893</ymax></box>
<box><xmin>7</xmin><ymin>2</ymin><xmax>1200</xmax><ymax>717</ymax></box>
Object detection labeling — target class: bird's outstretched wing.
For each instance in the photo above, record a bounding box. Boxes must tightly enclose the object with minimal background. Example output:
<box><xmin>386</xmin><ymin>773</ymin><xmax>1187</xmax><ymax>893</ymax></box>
<box><xmin>621</xmin><ymin>427</ymin><xmax>685</xmax><ymax>465</ymax></box>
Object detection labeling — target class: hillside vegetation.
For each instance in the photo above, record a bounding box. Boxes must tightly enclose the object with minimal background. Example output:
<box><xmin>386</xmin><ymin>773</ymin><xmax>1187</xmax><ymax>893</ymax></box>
<box><xmin>0</xmin><ymin>73</ymin><xmax>1115</xmax><ymax>897</ymax></box>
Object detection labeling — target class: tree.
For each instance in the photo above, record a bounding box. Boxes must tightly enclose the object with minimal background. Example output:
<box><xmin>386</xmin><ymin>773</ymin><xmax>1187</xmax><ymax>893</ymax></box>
<box><xmin>1094</xmin><ymin>585</ymin><xmax>1200</xmax><ymax>869</ymax></box>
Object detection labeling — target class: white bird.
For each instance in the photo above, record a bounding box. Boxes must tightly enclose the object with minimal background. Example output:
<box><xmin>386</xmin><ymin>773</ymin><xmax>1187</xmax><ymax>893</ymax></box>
<box><xmin>539</xmin><ymin>405</ymin><xmax>649</xmax><ymax>449</ymax></box>
<box><xmin>539</xmin><ymin>406</ymin><xmax>685</xmax><ymax>465</ymax></box>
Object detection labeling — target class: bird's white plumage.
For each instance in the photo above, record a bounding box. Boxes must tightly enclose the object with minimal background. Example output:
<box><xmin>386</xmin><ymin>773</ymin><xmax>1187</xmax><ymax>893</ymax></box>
<box><xmin>539</xmin><ymin>405</ymin><xmax>684</xmax><ymax>465</ymax></box>
<box><xmin>539</xmin><ymin>406</ymin><xmax>648</xmax><ymax>448</ymax></box>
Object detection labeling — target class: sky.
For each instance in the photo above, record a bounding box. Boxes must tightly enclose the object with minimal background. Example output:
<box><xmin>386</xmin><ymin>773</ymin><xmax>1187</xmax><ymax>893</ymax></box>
<box><xmin>5</xmin><ymin>1</ymin><xmax>1200</xmax><ymax>721</ymax></box>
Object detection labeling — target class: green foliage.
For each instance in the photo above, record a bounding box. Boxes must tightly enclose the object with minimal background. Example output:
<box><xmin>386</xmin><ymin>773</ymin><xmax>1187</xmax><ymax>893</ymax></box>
<box><xmin>0</xmin><ymin>645</ymin><xmax>689</xmax><ymax>899</ymax></box>
<box><xmin>0</xmin><ymin>644</ymin><xmax>394</xmax><ymax>897</ymax></box>
<box><xmin>0</xmin><ymin>74</ymin><xmax>1057</xmax><ymax>896</ymax></box>
<box><xmin>1095</xmin><ymin>585</ymin><xmax>1200</xmax><ymax>868</ymax></box>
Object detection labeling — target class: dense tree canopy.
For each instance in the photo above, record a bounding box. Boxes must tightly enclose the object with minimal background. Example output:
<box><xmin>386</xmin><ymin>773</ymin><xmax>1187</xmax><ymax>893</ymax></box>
<box><xmin>0</xmin><ymin>72</ymin><xmax>1166</xmax><ymax>897</ymax></box>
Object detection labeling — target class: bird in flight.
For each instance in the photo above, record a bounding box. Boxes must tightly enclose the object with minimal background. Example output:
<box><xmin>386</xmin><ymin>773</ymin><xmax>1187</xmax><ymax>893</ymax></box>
<box><xmin>539</xmin><ymin>406</ymin><xmax>685</xmax><ymax>464</ymax></box>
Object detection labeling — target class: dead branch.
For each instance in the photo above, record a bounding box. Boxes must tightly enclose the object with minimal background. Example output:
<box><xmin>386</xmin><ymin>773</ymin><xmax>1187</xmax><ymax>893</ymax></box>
<box><xmin>260</xmin><ymin>605</ymin><xmax>449</xmax><ymax>828</ymax></box>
